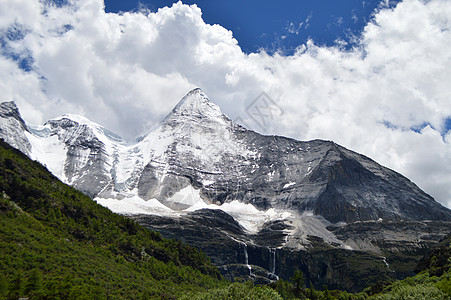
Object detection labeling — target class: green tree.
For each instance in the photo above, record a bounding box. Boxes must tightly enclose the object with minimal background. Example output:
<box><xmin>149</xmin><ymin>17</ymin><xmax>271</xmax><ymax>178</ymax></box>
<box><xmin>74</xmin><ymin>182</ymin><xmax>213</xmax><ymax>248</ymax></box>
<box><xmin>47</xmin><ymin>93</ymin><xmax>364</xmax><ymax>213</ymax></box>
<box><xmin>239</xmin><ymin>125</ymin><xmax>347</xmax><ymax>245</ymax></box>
<box><xmin>180</xmin><ymin>282</ymin><xmax>282</xmax><ymax>300</ymax></box>
<box><xmin>0</xmin><ymin>274</ymin><xmax>8</xmax><ymax>298</ymax></box>
<box><xmin>320</xmin><ymin>287</ymin><xmax>333</xmax><ymax>300</ymax></box>
<box><xmin>25</xmin><ymin>268</ymin><xmax>43</xmax><ymax>296</ymax></box>
<box><xmin>372</xmin><ymin>284</ymin><xmax>447</xmax><ymax>300</ymax></box>
<box><xmin>291</xmin><ymin>270</ymin><xmax>305</xmax><ymax>297</ymax></box>
<box><xmin>8</xmin><ymin>272</ymin><xmax>24</xmax><ymax>299</ymax></box>
<box><xmin>435</xmin><ymin>277</ymin><xmax>451</xmax><ymax>295</ymax></box>
<box><xmin>272</xmin><ymin>279</ymin><xmax>295</xmax><ymax>299</ymax></box>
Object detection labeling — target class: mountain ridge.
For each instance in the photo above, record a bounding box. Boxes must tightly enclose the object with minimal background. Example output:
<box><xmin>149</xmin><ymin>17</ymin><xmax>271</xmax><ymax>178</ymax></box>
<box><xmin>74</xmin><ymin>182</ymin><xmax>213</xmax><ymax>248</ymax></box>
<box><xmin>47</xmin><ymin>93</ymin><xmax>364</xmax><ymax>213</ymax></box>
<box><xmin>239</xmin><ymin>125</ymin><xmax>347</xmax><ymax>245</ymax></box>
<box><xmin>0</xmin><ymin>90</ymin><xmax>450</xmax><ymax>224</ymax></box>
<box><xmin>1</xmin><ymin>89</ymin><xmax>451</xmax><ymax>290</ymax></box>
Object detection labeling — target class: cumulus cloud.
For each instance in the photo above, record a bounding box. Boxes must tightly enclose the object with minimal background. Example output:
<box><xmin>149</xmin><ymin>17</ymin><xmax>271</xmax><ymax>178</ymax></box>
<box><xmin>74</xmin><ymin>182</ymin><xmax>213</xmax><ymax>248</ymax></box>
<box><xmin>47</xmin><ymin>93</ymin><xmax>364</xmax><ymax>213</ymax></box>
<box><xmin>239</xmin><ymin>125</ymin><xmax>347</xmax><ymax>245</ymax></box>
<box><xmin>0</xmin><ymin>0</ymin><xmax>450</xmax><ymax>208</ymax></box>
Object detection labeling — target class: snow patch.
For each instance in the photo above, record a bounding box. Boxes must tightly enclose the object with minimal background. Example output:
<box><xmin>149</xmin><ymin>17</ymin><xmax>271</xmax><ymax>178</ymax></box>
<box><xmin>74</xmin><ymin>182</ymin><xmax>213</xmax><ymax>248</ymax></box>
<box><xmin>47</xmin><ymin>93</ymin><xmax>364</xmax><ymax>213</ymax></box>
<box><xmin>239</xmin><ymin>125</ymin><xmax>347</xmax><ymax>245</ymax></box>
<box><xmin>202</xmin><ymin>180</ymin><xmax>215</xmax><ymax>186</ymax></box>
<box><xmin>25</xmin><ymin>131</ymin><xmax>67</xmax><ymax>181</ymax></box>
<box><xmin>95</xmin><ymin>196</ymin><xmax>177</xmax><ymax>216</ymax></box>
<box><xmin>50</xmin><ymin>114</ymin><xmax>101</xmax><ymax>128</ymax></box>
<box><xmin>283</xmin><ymin>211</ymin><xmax>350</xmax><ymax>250</ymax></box>
<box><xmin>283</xmin><ymin>182</ymin><xmax>296</xmax><ymax>189</ymax></box>
<box><xmin>94</xmin><ymin>189</ymin><xmax>349</xmax><ymax>250</ymax></box>
<box><xmin>186</xmin><ymin>199</ymin><xmax>293</xmax><ymax>233</ymax></box>
<box><xmin>96</xmin><ymin>184</ymin><xmax>292</xmax><ymax>234</ymax></box>
<box><xmin>167</xmin><ymin>185</ymin><xmax>206</xmax><ymax>207</ymax></box>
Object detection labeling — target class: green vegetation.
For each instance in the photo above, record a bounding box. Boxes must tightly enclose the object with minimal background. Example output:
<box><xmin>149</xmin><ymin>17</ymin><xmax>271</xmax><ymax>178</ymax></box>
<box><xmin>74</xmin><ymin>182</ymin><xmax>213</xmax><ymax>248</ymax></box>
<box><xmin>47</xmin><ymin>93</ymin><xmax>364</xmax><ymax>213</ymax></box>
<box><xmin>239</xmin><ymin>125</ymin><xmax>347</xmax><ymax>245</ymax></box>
<box><xmin>173</xmin><ymin>239</ymin><xmax>451</xmax><ymax>300</ymax></box>
<box><xmin>179</xmin><ymin>282</ymin><xmax>282</xmax><ymax>300</ymax></box>
<box><xmin>261</xmin><ymin>239</ymin><xmax>451</xmax><ymax>299</ymax></box>
<box><xmin>0</xmin><ymin>137</ymin><xmax>450</xmax><ymax>299</ymax></box>
<box><xmin>0</xmin><ymin>139</ymin><xmax>225</xmax><ymax>299</ymax></box>
<box><xmin>366</xmin><ymin>236</ymin><xmax>451</xmax><ymax>300</ymax></box>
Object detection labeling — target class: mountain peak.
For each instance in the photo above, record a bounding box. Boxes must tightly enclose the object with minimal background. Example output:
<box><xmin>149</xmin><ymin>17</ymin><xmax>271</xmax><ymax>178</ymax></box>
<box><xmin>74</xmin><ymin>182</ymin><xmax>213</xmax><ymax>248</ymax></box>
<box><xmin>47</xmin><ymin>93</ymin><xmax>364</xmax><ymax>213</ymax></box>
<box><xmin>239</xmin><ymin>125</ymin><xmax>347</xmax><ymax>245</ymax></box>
<box><xmin>162</xmin><ymin>88</ymin><xmax>229</xmax><ymax>125</ymax></box>
<box><xmin>0</xmin><ymin>101</ymin><xmax>25</xmax><ymax>124</ymax></box>
<box><xmin>176</xmin><ymin>88</ymin><xmax>206</xmax><ymax>107</ymax></box>
<box><xmin>47</xmin><ymin>113</ymin><xmax>102</xmax><ymax>128</ymax></box>
<box><xmin>44</xmin><ymin>113</ymin><xmax>125</xmax><ymax>145</ymax></box>
<box><xmin>0</xmin><ymin>101</ymin><xmax>31</xmax><ymax>155</ymax></box>
<box><xmin>0</xmin><ymin>100</ymin><xmax>18</xmax><ymax>112</ymax></box>
<box><xmin>0</xmin><ymin>101</ymin><xmax>28</xmax><ymax>132</ymax></box>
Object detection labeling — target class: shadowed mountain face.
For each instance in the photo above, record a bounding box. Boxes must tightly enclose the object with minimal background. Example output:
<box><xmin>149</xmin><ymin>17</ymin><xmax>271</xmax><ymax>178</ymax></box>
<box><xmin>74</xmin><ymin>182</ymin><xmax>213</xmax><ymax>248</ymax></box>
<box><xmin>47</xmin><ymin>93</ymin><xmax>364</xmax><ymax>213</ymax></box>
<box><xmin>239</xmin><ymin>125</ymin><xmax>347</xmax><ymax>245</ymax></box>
<box><xmin>1</xmin><ymin>89</ymin><xmax>450</xmax><ymax>291</ymax></box>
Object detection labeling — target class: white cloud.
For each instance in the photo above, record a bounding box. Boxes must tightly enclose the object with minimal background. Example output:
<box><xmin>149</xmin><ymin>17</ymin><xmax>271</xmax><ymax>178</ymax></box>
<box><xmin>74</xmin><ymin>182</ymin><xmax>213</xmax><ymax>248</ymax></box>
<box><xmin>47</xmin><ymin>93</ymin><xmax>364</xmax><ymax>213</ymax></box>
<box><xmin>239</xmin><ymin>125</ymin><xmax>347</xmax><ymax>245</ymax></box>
<box><xmin>0</xmin><ymin>0</ymin><xmax>450</xmax><ymax>208</ymax></box>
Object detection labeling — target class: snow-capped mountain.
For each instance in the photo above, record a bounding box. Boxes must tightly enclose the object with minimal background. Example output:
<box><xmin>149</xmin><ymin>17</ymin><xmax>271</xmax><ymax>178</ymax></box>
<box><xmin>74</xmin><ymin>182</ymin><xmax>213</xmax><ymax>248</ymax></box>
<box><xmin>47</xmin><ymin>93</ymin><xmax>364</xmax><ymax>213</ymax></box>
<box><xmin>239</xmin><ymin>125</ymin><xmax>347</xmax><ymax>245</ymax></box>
<box><xmin>1</xmin><ymin>89</ymin><xmax>451</xmax><ymax>289</ymax></box>
<box><xmin>1</xmin><ymin>88</ymin><xmax>450</xmax><ymax>223</ymax></box>
<box><xmin>0</xmin><ymin>101</ymin><xmax>31</xmax><ymax>156</ymax></box>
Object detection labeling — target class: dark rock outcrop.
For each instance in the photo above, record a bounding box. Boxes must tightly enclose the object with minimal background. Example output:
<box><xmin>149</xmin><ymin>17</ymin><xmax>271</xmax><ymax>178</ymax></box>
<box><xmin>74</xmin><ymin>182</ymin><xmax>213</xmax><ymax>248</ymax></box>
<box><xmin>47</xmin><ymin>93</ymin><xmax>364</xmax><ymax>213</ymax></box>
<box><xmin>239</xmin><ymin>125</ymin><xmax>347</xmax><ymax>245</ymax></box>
<box><xmin>131</xmin><ymin>210</ymin><xmax>451</xmax><ymax>292</ymax></box>
<box><xmin>415</xmin><ymin>233</ymin><xmax>451</xmax><ymax>276</ymax></box>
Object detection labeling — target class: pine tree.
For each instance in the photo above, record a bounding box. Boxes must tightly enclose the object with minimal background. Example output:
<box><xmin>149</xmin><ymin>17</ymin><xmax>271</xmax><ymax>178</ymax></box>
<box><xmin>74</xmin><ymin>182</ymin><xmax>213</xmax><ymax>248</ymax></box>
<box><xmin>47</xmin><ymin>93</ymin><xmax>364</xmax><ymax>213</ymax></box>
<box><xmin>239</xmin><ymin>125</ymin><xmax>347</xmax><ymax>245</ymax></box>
<box><xmin>8</xmin><ymin>272</ymin><xmax>24</xmax><ymax>299</ymax></box>
<box><xmin>291</xmin><ymin>269</ymin><xmax>305</xmax><ymax>297</ymax></box>
<box><xmin>25</xmin><ymin>268</ymin><xmax>43</xmax><ymax>296</ymax></box>
<box><xmin>0</xmin><ymin>273</ymin><xmax>8</xmax><ymax>298</ymax></box>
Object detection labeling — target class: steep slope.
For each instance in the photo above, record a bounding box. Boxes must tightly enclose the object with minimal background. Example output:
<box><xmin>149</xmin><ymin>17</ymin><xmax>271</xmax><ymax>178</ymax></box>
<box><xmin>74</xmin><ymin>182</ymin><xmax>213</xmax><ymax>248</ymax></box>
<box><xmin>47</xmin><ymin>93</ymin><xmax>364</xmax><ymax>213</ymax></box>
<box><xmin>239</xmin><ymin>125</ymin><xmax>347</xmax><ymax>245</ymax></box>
<box><xmin>0</xmin><ymin>101</ymin><xmax>31</xmax><ymax>155</ymax></box>
<box><xmin>0</xmin><ymin>101</ymin><xmax>120</xmax><ymax>197</ymax></box>
<box><xmin>1</xmin><ymin>91</ymin><xmax>449</xmax><ymax>224</ymax></box>
<box><xmin>100</xmin><ymin>89</ymin><xmax>451</xmax><ymax>223</ymax></box>
<box><xmin>134</xmin><ymin>88</ymin><xmax>253</xmax><ymax>209</ymax></box>
<box><xmin>34</xmin><ymin>114</ymin><xmax>117</xmax><ymax>196</ymax></box>
<box><xmin>415</xmin><ymin>232</ymin><xmax>451</xmax><ymax>276</ymax></box>
<box><xmin>1</xmin><ymin>89</ymin><xmax>451</xmax><ymax>291</ymax></box>
<box><xmin>362</xmin><ymin>233</ymin><xmax>451</xmax><ymax>299</ymax></box>
<box><xmin>0</xmin><ymin>138</ymin><xmax>223</xmax><ymax>299</ymax></box>
<box><xmin>118</xmin><ymin>89</ymin><xmax>451</xmax><ymax>223</ymax></box>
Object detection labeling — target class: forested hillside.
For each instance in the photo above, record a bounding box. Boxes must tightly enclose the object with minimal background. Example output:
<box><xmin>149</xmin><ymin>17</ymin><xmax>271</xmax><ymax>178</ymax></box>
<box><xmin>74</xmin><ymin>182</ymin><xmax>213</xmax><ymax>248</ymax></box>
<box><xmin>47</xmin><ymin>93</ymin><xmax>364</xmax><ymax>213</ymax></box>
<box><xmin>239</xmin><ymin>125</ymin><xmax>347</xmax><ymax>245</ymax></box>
<box><xmin>0</xmin><ymin>139</ymin><xmax>224</xmax><ymax>299</ymax></box>
<box><xmin>0</xmin><ymin>137</ymin><xmax>449</xmax><ymax>299</ymax></box>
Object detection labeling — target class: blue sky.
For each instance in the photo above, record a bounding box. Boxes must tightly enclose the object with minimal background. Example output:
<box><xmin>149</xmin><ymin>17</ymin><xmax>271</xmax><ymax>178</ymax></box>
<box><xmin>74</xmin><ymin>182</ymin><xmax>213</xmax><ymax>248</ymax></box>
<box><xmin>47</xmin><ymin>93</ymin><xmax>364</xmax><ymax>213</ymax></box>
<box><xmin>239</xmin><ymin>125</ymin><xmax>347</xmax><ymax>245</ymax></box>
<box><xmin>104</xmin><ymin>0</ymin><xmax>449</xmax><ymax>135</ymax></box>
<box><xmin>105</xmin><ymin>0</ymin><xmax>400</xmax><ymax>54</ymax></box>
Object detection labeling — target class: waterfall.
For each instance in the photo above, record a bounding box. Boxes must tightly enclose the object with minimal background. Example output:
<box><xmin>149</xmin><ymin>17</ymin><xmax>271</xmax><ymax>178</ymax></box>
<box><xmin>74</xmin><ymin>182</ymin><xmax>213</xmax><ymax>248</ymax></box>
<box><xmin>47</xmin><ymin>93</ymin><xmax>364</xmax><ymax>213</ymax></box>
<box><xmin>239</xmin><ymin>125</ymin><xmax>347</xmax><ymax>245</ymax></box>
<box><xmin>269</xmin><ymin>248</ymin><xmax>279</xmax><ymax>280</ymax></box>
<box><xmin>224</xmin><ymin>235</ymin><xmax>253</xmax><ymax>277</ymax></box>
<box><xmin>382</xmin><ymin>257</ymin><xmax>389</xmax><ymax>268</ymax></box>
<box><xmin>241</xmin><ymin>242</ymin><xmax>252</xmax><ymax>276</ymax></box>
<box><xmin>382</xmin><ymin>256</ymin><xmax>392</xmax><ymax>270</ymax></box>
<box><xmin>270</xmin><ymin>248</ymin><xmax>276</xmax><ymax>274</ymax></box>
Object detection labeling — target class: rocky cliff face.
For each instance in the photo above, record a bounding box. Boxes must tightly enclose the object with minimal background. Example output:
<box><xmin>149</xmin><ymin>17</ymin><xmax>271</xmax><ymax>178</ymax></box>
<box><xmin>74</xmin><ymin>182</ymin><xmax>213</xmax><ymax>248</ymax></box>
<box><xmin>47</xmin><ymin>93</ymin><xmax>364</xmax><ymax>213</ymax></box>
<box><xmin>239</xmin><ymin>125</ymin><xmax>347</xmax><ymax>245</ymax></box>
<box><xmin>1</xmin><ymin>90</ymin><xmax>449</xmax><ymax>223</ymax></box>
<box><xmin>43</xmin><ymin>116</ymin><xmax>113</xmax><ymax>197</ymax></box>
<box><xmin>128</xmin><ymin>89</ymin><xmax>451</xmax><ymax>223</ymax></box>
<box><xmin>415</xmin><ymin>232</ymin><xmax>451</xmax><ymax>277</ymax></box>
<box><xmin>1</xmin><ymin>89</ymin><xmax>451</xmax><ymax>291</ymax></box>
<box><xmin>131</xmin><ymin>211</ymin><xmax>451</xmax><ymax>291</ymax></box>
<box><xmin>0</xmin><ymin>101</ymin><xmax>31</xmax><ymax>156</ymax></box>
